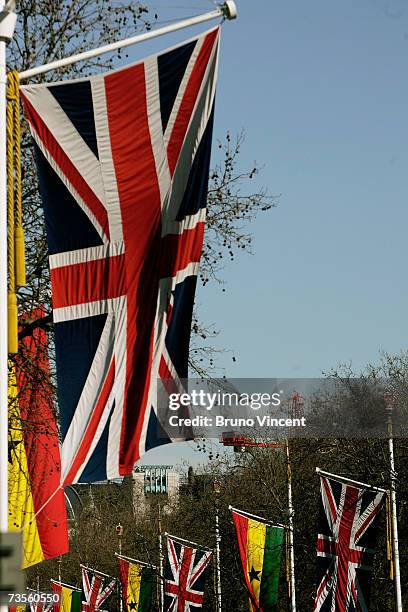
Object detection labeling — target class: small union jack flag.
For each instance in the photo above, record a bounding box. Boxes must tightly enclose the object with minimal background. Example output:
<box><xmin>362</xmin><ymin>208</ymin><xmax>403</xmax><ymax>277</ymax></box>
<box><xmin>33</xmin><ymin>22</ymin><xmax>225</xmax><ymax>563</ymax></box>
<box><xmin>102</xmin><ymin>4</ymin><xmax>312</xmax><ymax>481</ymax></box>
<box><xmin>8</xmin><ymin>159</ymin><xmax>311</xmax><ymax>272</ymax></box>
<box><xmin>28</xmin><ymin>599</ymin><xmax>53</xmax><ymax>612</ymax></box>
<box><xmin>314</xmin><ymin>474</ymin><xmax>385</xmax><ymax>611</ymax></box>
<box><xmin>20</xmin><ymin>26</ymin><xmax>220</xmax><ymax>484</ymax></box>
<box><xmin>81</xmin><ymin>567</ymin><xmax>116</xmax><ymax>611</ymax></box>
<box><xmin>164</xmin><ymin>536</ymin><xmax>212</xmax><ymax>611</ymax></box>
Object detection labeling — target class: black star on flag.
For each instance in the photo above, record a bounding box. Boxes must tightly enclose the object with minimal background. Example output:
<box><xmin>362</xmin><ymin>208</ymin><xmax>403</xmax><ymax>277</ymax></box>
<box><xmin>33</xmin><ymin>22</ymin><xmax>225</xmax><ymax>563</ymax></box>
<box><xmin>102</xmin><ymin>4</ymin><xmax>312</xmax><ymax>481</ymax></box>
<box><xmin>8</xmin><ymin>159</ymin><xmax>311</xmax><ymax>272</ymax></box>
<box><xmin>249</xmin><ymin>566</ymin><xmax>261</xmax><ymax>582</ymax></box>
<box><xmin>127</xmin><ymin>600</ymin><xmax>137</xmax><ymax>611</ymax></box>
<box><xmin>8</xmin><ymin>439</ymin><xmax>22</xmax><ymax>464</ymax></box>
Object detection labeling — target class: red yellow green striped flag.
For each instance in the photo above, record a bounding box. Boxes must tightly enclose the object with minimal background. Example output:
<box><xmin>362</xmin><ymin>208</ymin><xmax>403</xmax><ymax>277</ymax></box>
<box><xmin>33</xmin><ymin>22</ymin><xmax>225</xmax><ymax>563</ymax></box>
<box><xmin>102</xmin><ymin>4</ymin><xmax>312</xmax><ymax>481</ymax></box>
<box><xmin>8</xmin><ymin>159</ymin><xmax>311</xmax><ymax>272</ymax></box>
<box><xmin>231</xmin><ymin>507</ymin><xmax>285</xmax><ymax>612</ymax></box>
<box><xmin>51</xmin><ymin>581</ymin><xmax>82</xmax><ymax>612</ymax></box>
<box><xmin>8</xmin><ymin>310</ymin><xmax>68</xmax><ymax>567</ymax></box>
<box><xmin>118</xmin><ymin>556</ymin><xmax>156</xmax><ymax>612</ymax></box>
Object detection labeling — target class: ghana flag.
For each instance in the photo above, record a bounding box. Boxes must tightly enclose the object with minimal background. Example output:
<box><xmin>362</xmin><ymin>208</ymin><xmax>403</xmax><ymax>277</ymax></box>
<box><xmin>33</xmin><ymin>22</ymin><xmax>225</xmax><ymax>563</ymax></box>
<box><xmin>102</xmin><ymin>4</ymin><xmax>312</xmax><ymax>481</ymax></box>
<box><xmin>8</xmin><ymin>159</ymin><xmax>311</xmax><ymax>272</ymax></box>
<box><xmin>8</xmin><ymin>309</ymin><xmax>68</xmax><ymax>567</ymax></box>
<box><xmin>231</xmin><ymin>507</ymin><xmax>285</xmax><ymax>612</ymax></box>
<box><xmin>118</xmin><ymin>556</ymin><xmax>156</xmax><ymax>611</ymax></box>
<box><xmin>51</xmin><ymin>581</ymin><xmax>81</xmax><ymax>612</ymax></box>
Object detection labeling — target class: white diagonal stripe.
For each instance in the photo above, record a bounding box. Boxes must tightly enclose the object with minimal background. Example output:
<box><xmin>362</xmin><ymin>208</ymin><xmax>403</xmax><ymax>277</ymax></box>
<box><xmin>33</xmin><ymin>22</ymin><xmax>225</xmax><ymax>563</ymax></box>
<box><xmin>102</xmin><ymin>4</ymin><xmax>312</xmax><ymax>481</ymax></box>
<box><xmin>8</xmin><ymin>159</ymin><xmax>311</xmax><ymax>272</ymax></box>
<box><xmin>144</xmin><ymin>56</ymin><xmax>172</xmax><ymax>208</ymax></box>
<box><xmin>91</xmin><ymin>77</ymin><xmax>124</xmax><ymax>242</ymax></box>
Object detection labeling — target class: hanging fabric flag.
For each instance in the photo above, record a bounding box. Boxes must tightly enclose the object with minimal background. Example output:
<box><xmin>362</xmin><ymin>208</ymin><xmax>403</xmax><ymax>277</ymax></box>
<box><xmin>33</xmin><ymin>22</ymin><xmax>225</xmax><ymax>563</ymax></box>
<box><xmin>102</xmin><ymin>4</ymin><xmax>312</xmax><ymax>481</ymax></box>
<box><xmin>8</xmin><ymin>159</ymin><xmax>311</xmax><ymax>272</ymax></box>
<box><xmin>231</xmin><ymin>507</ymin><xmax>285</xmax><ymax>612</ymax></box>
<box><xmin>20</xmin><ymin>25</ymin><xmax>220</xmax><ymax>484</ymax></box>
<box><xmin>118</xmin><ymin>555</ymin><xmax>156</xmax><ymax>612</ymax></box>
<box><xmin>8</xmin><ymin>309</ymin><xmax>69</xmax><ymax>567</ymax></box>
<box><xmin>164</xmin><ymin>534</ymin><xmax>212</xmax><ymax>610</ymax></box>
<box><xmin>81</xmin><ymin>566</ymin><xmax>117</xmax><ymax>611</ymax></box>
<box><xmin>51</xmin><ymin>581</ymin><xmax>82</xmax><ymax>612</ymax></box>
<box><xmin>314</xmin><ymin>472</ymin><xmax>385</xmax><ymax>611</ymax></box>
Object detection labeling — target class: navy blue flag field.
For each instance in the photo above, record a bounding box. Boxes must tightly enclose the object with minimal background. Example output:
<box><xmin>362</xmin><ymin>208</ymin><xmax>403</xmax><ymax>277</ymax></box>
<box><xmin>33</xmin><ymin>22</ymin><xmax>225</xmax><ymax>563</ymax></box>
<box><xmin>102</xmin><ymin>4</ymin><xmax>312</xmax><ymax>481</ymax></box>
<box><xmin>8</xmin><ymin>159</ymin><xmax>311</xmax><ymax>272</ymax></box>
<box><xmin>20</xmin><ymin>27</ymin><xmax>220</xmax><ymax>484</ymax></box>
<box><xmin>314</xmin><ymin>474</ymin><xmax>385</xmax><ymax>611</ymax></box>
<box><xmin>164</xmin><ymin>536</ymin><xmax>212</xmax><ymax>611</ymax></box>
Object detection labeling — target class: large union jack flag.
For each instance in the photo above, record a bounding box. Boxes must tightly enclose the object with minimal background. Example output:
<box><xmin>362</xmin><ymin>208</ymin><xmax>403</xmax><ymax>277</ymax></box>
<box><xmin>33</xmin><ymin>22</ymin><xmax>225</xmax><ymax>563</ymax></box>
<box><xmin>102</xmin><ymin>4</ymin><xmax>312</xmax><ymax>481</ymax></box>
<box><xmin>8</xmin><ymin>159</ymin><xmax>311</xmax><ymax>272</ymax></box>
<box><xmin>20</xmin><ymin>27</ymin><xmax>220</xmax><ymax>483</ymax></box>
<box><xmin>164</xmin><ymin>536</ymin><xmax>212</xmax><ymax>611</ymax></box>
<box><xmin>314</xmin><ymin>474</ymin><xmax>385</xmax><ymax>612</ymax></box>
<box><xmin>81</xmin><ymin>566</ymin><xmax>116</xmax><ymax>611</ymax></box>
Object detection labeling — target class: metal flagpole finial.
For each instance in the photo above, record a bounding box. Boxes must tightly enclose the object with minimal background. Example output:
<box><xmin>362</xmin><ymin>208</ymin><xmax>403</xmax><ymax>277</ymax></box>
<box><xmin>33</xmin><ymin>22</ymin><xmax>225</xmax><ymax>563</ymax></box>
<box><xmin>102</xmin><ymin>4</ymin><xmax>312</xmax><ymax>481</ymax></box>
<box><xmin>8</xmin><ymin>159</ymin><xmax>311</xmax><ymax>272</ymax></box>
<box><xmin>221</xmin><ymin>1</ymin><xmax>238</xmax><ymax>20</ymax></box>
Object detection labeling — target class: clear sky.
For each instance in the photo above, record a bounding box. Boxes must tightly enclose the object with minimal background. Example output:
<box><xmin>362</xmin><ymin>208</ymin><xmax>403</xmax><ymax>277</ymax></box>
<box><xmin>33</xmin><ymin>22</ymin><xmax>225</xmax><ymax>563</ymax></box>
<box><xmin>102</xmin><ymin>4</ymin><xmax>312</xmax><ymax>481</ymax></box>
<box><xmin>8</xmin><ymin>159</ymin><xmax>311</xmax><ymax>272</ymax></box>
<box><xmin>116</xmin><ymin>1</ymin><xmax>408</xmax><ymax>464</ymax></box>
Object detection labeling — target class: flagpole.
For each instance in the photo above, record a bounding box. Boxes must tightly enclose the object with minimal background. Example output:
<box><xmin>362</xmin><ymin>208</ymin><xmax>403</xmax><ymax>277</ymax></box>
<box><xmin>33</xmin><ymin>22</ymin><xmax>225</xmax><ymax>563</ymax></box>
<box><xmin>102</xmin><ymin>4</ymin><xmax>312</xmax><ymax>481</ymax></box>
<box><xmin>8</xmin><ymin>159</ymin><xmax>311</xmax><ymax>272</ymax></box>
<box><xmin>115</xmin><ymin>552</ymin><xmax>157</xmax><ymax>569</ymax></box>
<box><xmin>212</xmin><ymin>480</ymin><xmax>222</xmax><ymax>612</ymax></box>
<box><xmin>115</xmin><ymin>523</ymin><xmax>124</xmax><ymax>612</ymax></box>
<box><xmin>158</xmin><ymin>504</ymin><xmax>164</xmax><ymax>612</ymax></box>
<box><xmin>384</xmin><ymin>396</ymin><xmax>402</xmax><ymax>612</ymax></box>
<box><xmin>0</xmin><ymin>1</ymin><xmax>9</xmax><ymax>545</ymax></box>
<box><xmin>0</xmin><ymin>6</ymin><xmax>17</xmax><ymax>612</ymax></box>
<box><xmin>164</xmin><ymin>532</ymin><xmax>213</xmax><ymax>553</ymax></box>
<box><xmin>214</xmin><ymin>506</ymin><xmax>222</xmax><ymax>612</ymax></box>
<box><xmin>228</xmin><ymin>505</ymin><xmax>286</xmax><ymax>529</ymax></box>
<box><xmin>17</xmin><ymin>2</ymin><xmax>237</xmax><ymax>82</ymax></box>
<box><xmin>286</xmin><ymin>440</ymin><xmax>296</xmax><ymax>612</ymax></box>
<box><xmin>315</xmin><ymin>468</ymin><xmax>387</xmax><ymax>493</ymax></box>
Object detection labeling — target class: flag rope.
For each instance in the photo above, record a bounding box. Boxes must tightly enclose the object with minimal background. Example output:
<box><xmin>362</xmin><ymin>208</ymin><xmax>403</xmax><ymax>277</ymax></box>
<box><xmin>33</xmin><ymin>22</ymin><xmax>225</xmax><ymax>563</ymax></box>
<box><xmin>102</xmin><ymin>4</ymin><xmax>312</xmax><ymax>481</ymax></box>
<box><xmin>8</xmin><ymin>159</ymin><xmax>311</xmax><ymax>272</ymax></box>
<box><xmin>6</xmin><ymin>70</ymin><xmax>26</xmax><ymax>354</ymax></box>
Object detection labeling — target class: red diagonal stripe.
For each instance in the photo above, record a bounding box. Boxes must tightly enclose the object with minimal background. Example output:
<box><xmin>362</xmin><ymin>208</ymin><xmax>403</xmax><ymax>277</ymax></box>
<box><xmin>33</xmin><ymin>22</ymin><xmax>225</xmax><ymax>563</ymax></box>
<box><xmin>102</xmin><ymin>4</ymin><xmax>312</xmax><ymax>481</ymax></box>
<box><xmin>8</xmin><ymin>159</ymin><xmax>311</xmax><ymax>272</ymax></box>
<box><xmin>20</xmin><ymin>92</ymin><xmax>110</xmax><ymax>240</ymax></box>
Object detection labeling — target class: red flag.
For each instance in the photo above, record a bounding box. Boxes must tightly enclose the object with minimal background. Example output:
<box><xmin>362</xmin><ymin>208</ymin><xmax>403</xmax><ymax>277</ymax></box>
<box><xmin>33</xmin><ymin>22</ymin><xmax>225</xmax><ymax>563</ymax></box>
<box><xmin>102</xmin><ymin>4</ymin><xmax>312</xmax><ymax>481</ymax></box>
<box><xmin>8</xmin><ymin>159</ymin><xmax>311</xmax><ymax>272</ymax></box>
<box><xmin>8</xmin><ymin>308</ymin><xmax>69</xmax><ymax>566</ymax></box>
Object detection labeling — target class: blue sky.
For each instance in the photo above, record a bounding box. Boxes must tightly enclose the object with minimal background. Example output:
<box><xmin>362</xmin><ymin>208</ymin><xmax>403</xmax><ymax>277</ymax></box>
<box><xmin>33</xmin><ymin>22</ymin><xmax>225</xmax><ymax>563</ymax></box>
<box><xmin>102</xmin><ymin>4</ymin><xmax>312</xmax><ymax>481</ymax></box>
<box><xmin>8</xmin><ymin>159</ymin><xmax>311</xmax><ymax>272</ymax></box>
<box><xmin>118</xmin><ymin>1</ymin><xmax>408</xmax><ymax>464</ymax></box>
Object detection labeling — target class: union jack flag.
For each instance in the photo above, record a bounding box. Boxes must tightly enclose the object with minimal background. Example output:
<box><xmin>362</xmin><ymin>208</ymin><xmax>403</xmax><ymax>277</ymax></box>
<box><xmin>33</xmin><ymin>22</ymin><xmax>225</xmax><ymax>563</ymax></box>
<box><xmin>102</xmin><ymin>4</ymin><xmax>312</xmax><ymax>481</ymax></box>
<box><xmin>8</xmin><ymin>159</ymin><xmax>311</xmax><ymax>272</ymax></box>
<box><xmin>314</xmin><ymin>474</ymin><xmax>385</xmax><ymax>611</ymax></box>
<box><xmin>25</xmin><ymin>595</ymin><xmax>53</xmax><ymax>612</ymax></box>
<box><xmin>164</xmin><ymin>536</ymin><xmax>212</xmax><ymax>611</ymax></box>
<box><xmin>20</xmin><ymin>27</ymin><xmax>220</xmax><ymax>483</ymax></box>
<box><xmin>81</xmin><ymin>567</ymin><xmax>116</xmax><ymax>611</ymax></box>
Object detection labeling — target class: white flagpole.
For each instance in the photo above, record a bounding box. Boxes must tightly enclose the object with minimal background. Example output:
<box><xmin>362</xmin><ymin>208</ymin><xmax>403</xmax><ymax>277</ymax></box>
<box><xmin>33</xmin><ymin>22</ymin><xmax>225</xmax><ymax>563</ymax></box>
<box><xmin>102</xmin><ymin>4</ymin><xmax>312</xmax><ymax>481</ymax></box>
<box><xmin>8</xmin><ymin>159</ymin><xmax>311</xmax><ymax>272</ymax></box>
<box><xmin>79</xmin><ymin>564</ymin><xmax>116</xmax><ymax>581</ymax></box>
<box><xmin>115</xmin><ymin>552</ymin><xmax>157</xmax><ymax>569</ymax></box>
<box><xmin>0</xmin><ymin>5</ymin><xmax>16</xmax><ymax>612</ymax></box>
<box><xmin>384</xmin><ymin>397</ymin><xmax>403</xmax><ymax>612</ymax></box>
<box><xmin>286</xmin><ymin>441</ymin><xmax>296</xmax><ymax>612</ymax></box>
<box><xmin>18</xmin><ymin>2</ymin><xmax>237</xmax><ymax>82</ymax></box>
<box><xmin>50</xmin><ymin>579</ymin><xmax>82</xmax><ymax>593</ymax></box>
<box><xmin>164</xmin><ymin>532</ymin><xmax>213</xmax><ymax>553</ymax></box>
<box><xmin>315</xmin><ymin>468</ymin><xmax>387</xmax><ymax>493</ymax></box>
<box><xmin>229</xmin><ymin>505</ymin><xmax>286</xmax><ymax>529</ymax></box>
<box><xmin>214</xmin><ymin>507</ymin><xmax>222</xmax><ymax>612</ymax></box>
<box><xmin>158</xmin><ymin>505</ymin><xmax>164</xmax><ymax>612</ymax></box>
